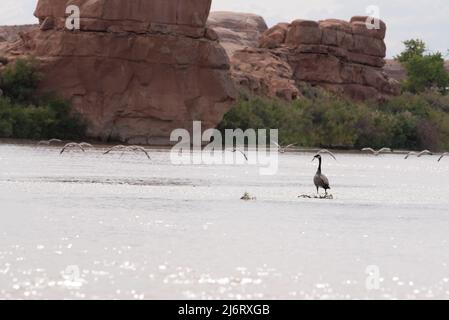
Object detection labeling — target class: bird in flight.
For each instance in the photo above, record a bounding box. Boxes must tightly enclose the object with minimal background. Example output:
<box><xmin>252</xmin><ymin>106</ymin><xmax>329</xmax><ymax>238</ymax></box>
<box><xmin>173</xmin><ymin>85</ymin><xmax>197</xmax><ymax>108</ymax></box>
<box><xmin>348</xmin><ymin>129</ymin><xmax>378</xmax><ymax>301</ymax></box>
<box><xmin>272</xmin><ymin>142</ymin><xmax>297</xmax><ymax>153</ymax></box>
<box><xmin>127</xmin><ymin>146</ymin><xmax>151</xmax><ymax>159</ymax></box>
<box><xmin>38</xmin><ymin>139</ymin><xmax>63</xmax><ymax>145</ymax></box>
<box><xmin>225</xmin><ymin>147</ymin><xmax>248</xmax><ymax>161</ymax></box>
<box><xmin>315</xmin><ymin>149</ymin><xmax>337</xmax><ymax>160</ymax></box>
<box><xmin>404</xmin><ymin>150</ymin><xmax>433</xmax><ymax>159</ymax></box>
<box><xmin>103</xmin><ymin>145</ymin><xmax>151</xmax><ymax>159</ymax></box>
<box><xmin>438</xmin><ymin>153</ymin><xmax>449</xmax><ymax>162</ymax></box>
<box><xmin>361</xmin><ymin>147</ymin><xmax>392</xmax><ymax>156</ymax></box>
<box><xmin>103</xmin><ymin>145</ymin><xmax>127</xmax><ymax>155</ymax></box>
<box><xmin>60</xmin><ymin>143</ymin><xmax>85</xmax><ymax>154</ymax></box>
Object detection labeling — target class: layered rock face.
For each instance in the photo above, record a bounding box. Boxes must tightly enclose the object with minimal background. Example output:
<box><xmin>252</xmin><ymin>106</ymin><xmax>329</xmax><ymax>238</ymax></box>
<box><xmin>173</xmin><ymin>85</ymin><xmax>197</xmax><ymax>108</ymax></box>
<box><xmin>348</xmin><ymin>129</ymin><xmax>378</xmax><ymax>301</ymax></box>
<box><xmin>207</xmin><ymin>12</ymin><xmax>268</xmax><ymax>57</ymax></box>
<box><xmin>259</xmin><ymin>17</ymin><xmax>400</xmax><ymax>100</ymax></box>
<box><xmin>209</xmin><ymin>13</ymin><xmax>400</xmax><ymax>101</ymax></box>
<box><xmin>231</xmin><ymin>49</ymin><xmax>300</xmax><ymax>100</ymax></box>
<box><xmin>0</xmin><ymin>25</ymin><xmax>37</xmax><ymax>43</ymax></box>
<box><xmin>206</xmin><ymin>13</ymin><xmax>298</xmax><ymax>100</ymax></box>
<box><xmin>1</xmin><ymin>0</ymin><xmax>236</xmax><ymax>144</ymax></box>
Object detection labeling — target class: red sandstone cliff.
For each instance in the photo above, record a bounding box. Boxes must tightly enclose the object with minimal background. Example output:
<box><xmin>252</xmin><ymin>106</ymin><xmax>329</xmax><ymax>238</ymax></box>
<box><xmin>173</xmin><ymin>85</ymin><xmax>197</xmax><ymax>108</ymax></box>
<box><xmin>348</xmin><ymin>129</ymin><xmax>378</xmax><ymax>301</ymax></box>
<box><xmin>0</xmin><ymin>0</ymin><xmax>236</xmax><ymax>144</ymax></box>
<box><xmin>209</xmin><ymin>13</ymin><xmax>401</xmax><ymax>101</ymax></box>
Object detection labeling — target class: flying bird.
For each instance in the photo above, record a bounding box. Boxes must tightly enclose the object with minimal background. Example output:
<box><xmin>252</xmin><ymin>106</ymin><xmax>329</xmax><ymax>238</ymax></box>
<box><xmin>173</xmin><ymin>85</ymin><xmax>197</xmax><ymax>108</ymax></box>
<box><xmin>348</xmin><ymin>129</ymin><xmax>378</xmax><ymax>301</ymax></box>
<box><xmin>438</xmin><ymin>153</ymin><xmax>449</xmax><ymax>162</ymax></box>
<box><xmin>404</xmin><ymin>150</ymin><xmax>433</xmax><ymax>159</ymax></box>
<box><xmin>60</xmin><ymin>143</ymin><xmax>85</xmax><ymax>154</ymax></box>
<box><xmin>313</xmin><ymin>154</ymin><xmax>331</xmax><ymax>195</ymax></box>
<box><xmin>103</xmin><ymin>145</ymin><xmax>127</xmax><ymax>155</ymax></box>
<box><xmin>362</xmin><ymin>147</ymin><xmax>392</xmax><ymax>156</ymax></box>
<box><xmin>127</xmin><ymin>146</ymin><xmax>151</xmax><ymax>159</ymax></box>
<box><xmin>315</xmin><ymin>149</ymin><xmax>337</xmax><ymax>160</ymax></box>
<box><xmin>79</xmin><ymin>142</ymin><xmax>93</xmax><ymax>148</ymax></box>
<box><xmin>272</xmin><ymin>142</ymin><xmax>297</xmax><ymax>153</ymax></box>
<box><xmin>38</xmin><ymin>139</ymin><xmax>63</xmax><ymax>145</ymax></box>
<box><xmin>226</xmin><ymin>148</ymin><xmax>248</xmax><ymax>161</ymax></box>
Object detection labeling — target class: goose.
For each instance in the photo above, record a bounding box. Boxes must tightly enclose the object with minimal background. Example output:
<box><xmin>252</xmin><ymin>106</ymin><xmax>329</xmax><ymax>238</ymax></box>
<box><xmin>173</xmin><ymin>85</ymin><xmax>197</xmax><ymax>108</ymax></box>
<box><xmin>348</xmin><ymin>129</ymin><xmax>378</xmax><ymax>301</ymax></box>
<box><xmin>127</xmin><ymin>146</ymin><xmax>151</xmax><ymax>159</ymax></box>
<box><xmin>225</xmin><ymin>148</ymin><xmax>248</xmax><ymax>161</ymax></box>
<box><xmin>60</xmin><ymin>143</ymin><xmax>85</xmax><ymax>154</ymax></box>
<box><xmin>272</xmin><ymin>142</ymin><xmax>297</xmax><ymax>153</ymax></box>
<box><xmin>79</xmin><ymin>142</ymin><xmax>93</xmax><ymax>148</ymax></box>
<box><xmin>404</xmin><ymin>150</ymin><xmax>433</xmax><ymax>159</ymax></box>
<box><xmin>417</xmin><ymin>150</ymin><xmax>433</xmax><ymax>157</ymax></box>
<box><xmin>313</xmin><ymin>154</ymin><xmax>331</xmax><ymax>195</ymax></box>
<box><xmin>362</xmin><ymin>147</ymin><xmax>392</xmax><ymax>156</ymax></box>
<box><xmin>103</xmin><ymin>145</ymin><xmax>127</xmax><ymax>155</ymax></box>
<box><xmin>38</xmin><ymin>139</ymin><xmax>63</xmax><ymax>145</ymax></box>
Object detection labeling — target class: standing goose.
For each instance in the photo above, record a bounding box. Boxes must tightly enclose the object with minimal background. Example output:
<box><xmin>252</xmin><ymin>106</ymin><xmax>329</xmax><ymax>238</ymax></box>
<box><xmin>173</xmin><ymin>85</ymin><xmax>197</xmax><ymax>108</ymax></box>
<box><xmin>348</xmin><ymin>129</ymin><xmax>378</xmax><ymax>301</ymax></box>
<box><xmin>313</xmin><ymin>154</ymin><xmax>331</xmax><ymax>195</ymax></box>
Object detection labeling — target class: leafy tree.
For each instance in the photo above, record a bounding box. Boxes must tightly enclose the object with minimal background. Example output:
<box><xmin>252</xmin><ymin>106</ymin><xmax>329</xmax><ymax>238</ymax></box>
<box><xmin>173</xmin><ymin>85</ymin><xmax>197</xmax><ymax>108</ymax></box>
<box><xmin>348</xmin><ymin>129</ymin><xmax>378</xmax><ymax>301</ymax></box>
<box><xmin>396</xmin><ymin>39</ymin><xmax>449</xmax><ymax>94</ymax></box>
<box><xmin>0</xmin><ymin>57</ymin><xmax>41</xmax><ymax>103</ymax></box>
<box><xmin>403</xmin><ymin>52</ymin><xmax>449</xmax><ymax>94</ymax></box>
<box><xmin>0</xmin><ymin>58</ymin><xmax>87</xmax><ymax>140</ymax></box>
<box><xmin>395</xmin><ymin>39</ymin><xmax>426</xmax><ymax>63</ymax></box>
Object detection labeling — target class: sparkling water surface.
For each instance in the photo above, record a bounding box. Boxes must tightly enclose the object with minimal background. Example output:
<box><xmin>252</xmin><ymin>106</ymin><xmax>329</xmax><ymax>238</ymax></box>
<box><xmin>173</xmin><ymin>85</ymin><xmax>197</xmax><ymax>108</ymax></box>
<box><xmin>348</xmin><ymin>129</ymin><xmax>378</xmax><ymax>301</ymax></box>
<box><xmin>1</xmin><ymin>141</ymin><xmax>449</xmax><ymax>299</ymax></box>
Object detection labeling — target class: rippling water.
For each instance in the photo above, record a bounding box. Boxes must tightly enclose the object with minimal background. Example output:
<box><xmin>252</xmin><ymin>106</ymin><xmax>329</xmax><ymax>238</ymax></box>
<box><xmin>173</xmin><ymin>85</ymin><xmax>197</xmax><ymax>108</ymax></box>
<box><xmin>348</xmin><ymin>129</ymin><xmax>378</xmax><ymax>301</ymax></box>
<box><xmin>1</xmin><ymin>141</ymin><xmax>449</xmax><ymax>300</ymax></box>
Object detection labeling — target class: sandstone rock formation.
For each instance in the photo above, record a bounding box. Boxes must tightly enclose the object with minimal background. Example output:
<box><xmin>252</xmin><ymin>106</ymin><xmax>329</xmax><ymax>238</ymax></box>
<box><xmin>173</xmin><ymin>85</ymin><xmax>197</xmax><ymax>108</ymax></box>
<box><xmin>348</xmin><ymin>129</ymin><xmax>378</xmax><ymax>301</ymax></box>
<box><xmin>0</xmin><ymin>25</ymin><xmax>37</xmax><ymax>43</ymax></box>
<box><xmin>257</xmin><ymin>17</ymin><xmax>400</xmax><ymax>100</ymax></box>
<box><xmin>231</xmin><ymin>48</ymin><xmax>300</xmax><ymax>101</ymax></box>
<box><xmin>209</xmin><ymin>13</ymin><xmax>400</xmax><ymax>101</ymax></box>
<box><xmin>207</xmin><ymin>13</ymin><xmax>299</xmax><ymax>100</ymax></box>
<box><xmin>207</xmin><ymin>11</ymin><xmax>268</xmax><ymax>57</ymax></box>
<box><xmin>0</xmin><ymin>0</ymin><xmax>236</xmax><ymax>144</ymax></box>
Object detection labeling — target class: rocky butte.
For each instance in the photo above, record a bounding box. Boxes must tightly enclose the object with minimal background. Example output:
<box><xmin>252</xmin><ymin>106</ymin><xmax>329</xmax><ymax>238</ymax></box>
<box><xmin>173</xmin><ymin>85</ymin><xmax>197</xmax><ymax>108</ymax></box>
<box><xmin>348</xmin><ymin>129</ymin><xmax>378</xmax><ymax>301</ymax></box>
<box><xmin>210</xmin><ymin>13</ymin><xmax>401</xmax><ymax>101</ymax></box>
<box><xmin>0</xmin><ymin>0</ymin><xmax>236</xmax><ymax>144</ymax></box>
<box><xmin>0</xmin><ymin>4</ymin><xmax>404</xmax><ymax>143</ymax></box>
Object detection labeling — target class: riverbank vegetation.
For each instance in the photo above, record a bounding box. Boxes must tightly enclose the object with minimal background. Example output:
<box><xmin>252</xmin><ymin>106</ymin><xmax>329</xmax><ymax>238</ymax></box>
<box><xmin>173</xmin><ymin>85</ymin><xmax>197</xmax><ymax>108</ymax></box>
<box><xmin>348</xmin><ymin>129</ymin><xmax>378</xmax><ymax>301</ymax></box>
<box><xmin>218</xmin><ymin>89</ymin><xmax>449</xmax><ymax>151</ymax></box>
<box><xmin>219</xmin><ymin>39</ymin><xmax>449</xmax><ymax>151</ymax></box>
<box><xmin>0</xmin><ymin>58</ymin><xmax>86</xmax><ymax>140</ymax></box>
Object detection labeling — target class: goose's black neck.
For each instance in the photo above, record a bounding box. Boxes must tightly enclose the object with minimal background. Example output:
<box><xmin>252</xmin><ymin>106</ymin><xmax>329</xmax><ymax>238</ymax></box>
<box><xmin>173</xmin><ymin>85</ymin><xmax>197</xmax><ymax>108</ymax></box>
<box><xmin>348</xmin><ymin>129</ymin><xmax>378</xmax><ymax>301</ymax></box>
<box><xmin>317</xmin><ymin>157</ymin><xmax>322</xmax><ymax>174</ymax></box>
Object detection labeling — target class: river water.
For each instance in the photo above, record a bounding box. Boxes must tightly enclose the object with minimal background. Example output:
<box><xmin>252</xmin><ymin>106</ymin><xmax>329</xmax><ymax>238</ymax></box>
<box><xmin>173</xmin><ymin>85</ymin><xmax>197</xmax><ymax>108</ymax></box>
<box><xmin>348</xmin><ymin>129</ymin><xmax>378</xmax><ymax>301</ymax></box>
<box><xmin>1</xmin><ymin>141</ymin><xmax>449</xmax><ymax>299</ymax></box>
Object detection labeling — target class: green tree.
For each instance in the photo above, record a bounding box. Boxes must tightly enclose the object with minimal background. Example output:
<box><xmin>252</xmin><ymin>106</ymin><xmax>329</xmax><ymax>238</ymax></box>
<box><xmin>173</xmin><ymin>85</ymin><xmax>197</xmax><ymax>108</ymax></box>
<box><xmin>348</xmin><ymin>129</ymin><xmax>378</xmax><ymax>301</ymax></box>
<box><xmin>403</xmin><ymin>52</ymin><xmax>449</xmax><ymax>94</ymax></box>
<box><xmin>396</xmin><ymin>39</ymin><xmax>449</xmax><ymax>94</ymax></box>
<box><xmin>0</xmin><ymin>57</ymin><xmax>41</xmax><ymax>103</ymax></box>
<box><xmin>395</xmin><ymin>39</ymin><xmax>426</xmax><ymax>63</ymax></box>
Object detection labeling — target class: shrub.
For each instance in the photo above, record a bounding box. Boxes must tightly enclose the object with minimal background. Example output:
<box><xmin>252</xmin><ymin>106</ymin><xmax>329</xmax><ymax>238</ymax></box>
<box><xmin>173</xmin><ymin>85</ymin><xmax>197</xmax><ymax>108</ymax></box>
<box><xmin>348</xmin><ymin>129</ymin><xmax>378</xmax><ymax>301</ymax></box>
<box><xmin>0</xmin><ymin>58</ymin><xmax>87</xmax><ymax>140</ymax></box>
<box><xmin>0</xmin><ymin>57</ymin><xmax>41</xmax><ymax>103</ymax></box>
<box><xmin>0</xmin><ymin>96</ymin><xmax>87</xmax><ymax>140</ymax></box>
<box><xmin>396</xmin><ymin>39</ymin><xmax>449</xmax><ymax>94</ymax></box>
<box><xmin>218</xmin><ymin>89</ymin><xmax>449</xmax><ymax>151</ymax></box>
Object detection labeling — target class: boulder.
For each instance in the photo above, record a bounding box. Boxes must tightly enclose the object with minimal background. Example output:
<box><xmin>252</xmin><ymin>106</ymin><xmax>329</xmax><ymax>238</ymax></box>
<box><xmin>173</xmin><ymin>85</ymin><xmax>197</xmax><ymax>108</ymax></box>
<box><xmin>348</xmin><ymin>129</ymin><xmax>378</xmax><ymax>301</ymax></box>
<box><xmin>231</xmin><ymin>48</ymin><xmax>300</xmax><ymax>101</ymax></box>
<box><xmin>255</xmin><ymin>16</ymin><xmax>399</xmax><ymax>100</ymax></box>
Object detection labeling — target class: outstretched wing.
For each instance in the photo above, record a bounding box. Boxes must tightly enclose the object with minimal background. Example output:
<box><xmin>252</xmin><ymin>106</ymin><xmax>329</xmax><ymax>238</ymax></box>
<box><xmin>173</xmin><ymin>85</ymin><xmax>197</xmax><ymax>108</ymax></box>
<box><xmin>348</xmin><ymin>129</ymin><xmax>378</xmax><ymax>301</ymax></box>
<box><xmin>417</xmin><ymin>150</ymin><xmax>432</xmax><ymax>157</ymax></box>
<box><xmin>271</xmin><ymin>141</ymin><xmax>281</xmax><ymax>148</ymax></box>
<box><xmin>317</xmin><ymin>149</ymin><xmax>337</xmax><ymax>160</ymax></box>
<box><xmin>438</xmin><ymin>153</ymin><xmax>448</xmax><ymax>162</ymax></box>
<box><xmin>378</xmin><ymin>148</ymin><xmax>392</xmax><ymax>153</ymax></box>
<box><xmin>103</xmin><ymin>145</ymin><xmax>125</xmax><ymax>155</ymax></box>
<box><xmin>404</xmin><ymin>152</ymin><xmax>416</xmax><ymax>159</ymax></box>
<box><xmin>234</xmin><ymin>149</ymin><xmax>248</xmax><ymax>161</ymax></box>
